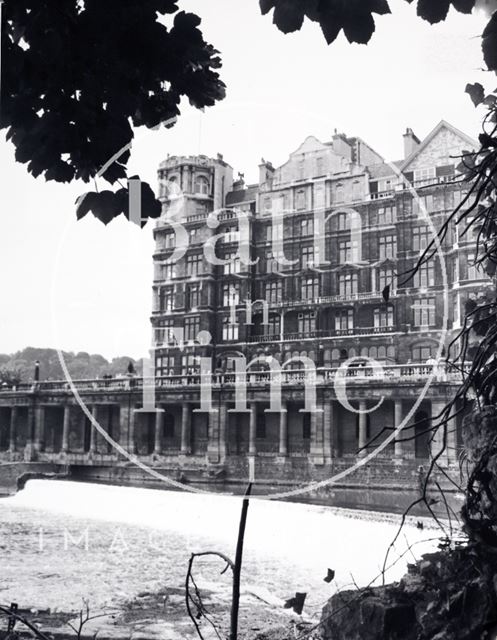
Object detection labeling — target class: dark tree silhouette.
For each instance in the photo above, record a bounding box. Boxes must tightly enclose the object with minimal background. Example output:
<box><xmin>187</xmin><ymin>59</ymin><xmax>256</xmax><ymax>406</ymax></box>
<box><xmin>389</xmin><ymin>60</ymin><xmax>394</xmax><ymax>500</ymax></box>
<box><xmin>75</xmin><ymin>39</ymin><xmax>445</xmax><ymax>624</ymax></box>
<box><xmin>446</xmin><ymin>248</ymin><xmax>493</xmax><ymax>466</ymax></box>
<box><xmin>1</xmin><ymin>0</ymin><xmax>225</xmax><ymax>225</ymax></box>
<box><xmin>260</xmin><ymin>0</ymin><xmax>497</xmax><ymax>49</ymax></box>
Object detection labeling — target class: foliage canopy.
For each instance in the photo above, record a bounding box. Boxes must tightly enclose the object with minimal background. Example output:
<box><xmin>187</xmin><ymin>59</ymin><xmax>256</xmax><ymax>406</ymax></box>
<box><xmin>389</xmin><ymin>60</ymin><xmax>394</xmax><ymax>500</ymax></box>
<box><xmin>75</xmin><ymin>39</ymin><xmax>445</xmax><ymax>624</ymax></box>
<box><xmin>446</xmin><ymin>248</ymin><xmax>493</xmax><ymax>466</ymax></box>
<box><xmin>1</xmin><ymin>0</ymin><xmax>225</xmax><ymax>224</ymax></box>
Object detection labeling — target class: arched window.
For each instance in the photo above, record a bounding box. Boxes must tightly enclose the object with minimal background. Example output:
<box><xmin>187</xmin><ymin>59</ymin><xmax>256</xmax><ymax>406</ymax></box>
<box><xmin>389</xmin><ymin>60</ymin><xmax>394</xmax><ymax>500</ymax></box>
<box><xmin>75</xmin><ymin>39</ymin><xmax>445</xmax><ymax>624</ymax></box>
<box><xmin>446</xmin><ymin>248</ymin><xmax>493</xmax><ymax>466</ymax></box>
<box><xmin>377</xmin><ymin>346</ymin><xmax>386</xmax><ymax>360</ymax></box>
<box><xmin>387</xmin><ymin>346</ymin><xmax>396</xmax><ymax>361</ymax></box>
<box><xmin>339</xmin><ymin>348</ymin><xmax>348</xmax><ymax>361</ymax></box>
<box><xmin>332</xmin><ymin>349</ymin><xmax>341</xmax><ymax>363</ymax></box>
<box><xmin>195</xmin><ymin>176</ymin><xmax>209</xmax><ymax>195</ymax></box>
<box><xmin>369</xmin><ymin>346</ymin><xmax>377</xmax><ymax>360</ymax></box>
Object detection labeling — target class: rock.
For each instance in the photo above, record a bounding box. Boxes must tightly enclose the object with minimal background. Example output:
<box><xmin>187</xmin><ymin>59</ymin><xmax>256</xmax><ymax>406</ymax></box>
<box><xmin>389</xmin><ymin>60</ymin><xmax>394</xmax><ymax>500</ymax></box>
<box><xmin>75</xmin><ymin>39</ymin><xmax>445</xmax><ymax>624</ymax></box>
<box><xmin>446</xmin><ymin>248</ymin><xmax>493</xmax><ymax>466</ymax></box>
<box><xmin>319</xmin><ymin>544</ymin><xmax>497</xmax><ymax>640</ymax></box>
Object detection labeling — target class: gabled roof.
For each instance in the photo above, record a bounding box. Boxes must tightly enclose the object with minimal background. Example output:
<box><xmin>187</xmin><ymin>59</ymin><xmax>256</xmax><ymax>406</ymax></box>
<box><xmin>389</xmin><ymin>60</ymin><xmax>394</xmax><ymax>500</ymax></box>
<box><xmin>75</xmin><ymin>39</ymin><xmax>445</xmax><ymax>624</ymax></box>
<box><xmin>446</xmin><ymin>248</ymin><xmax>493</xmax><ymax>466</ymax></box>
<box><xmin>400</xmin><ymin>120</ymin><xmax>478</xmax><ymax>172</ymax></box>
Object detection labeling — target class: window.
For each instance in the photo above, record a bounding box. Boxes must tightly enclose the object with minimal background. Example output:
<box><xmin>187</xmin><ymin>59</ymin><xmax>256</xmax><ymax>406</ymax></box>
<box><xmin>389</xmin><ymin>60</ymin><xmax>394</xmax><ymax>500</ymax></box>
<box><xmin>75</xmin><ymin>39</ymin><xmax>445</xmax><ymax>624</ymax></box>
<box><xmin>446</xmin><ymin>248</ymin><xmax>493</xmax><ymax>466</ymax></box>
<box><xmin>379</xmin><ymin>235</ymin><xmax>397</xmax><ymax>259</ymax></box>
<box><xmin>156</xmin><ymin>355</ymin><xmax>175</xmax><ymax>376</ymax></box>
<box><xmin>413</xmin><ymin>225</ymin><xmax>430</xmax><ymax>252</ymax></box>
<box><xmin>163</xmin><ymin>232</ymin><xmax>175</xmax><ymax>249</ymax></box>
<box><xmin>335</xmin><ymin>183</ymin><xmax>344</xmax><ymax>203</ymax></box>
<box><xmin>339</xmin><ymin>240</ymin><xmax>351</xmax><ymax>264</ymax></box>
<box><xmin>222</xmin><ymin>282</ymin><xmax>240</xmax><ymax>307</ymax></box>
<box><xmin>222</xmin><ymin>226</ymin><xmax>239</xmax><ymax>244</ymax></box>
<box><xmin>467</xmin><ymin>254</ymin><xmax>483</xmax><ymax>280</ymax></box>
<box><xmin>377</xmin><ymin>205</ymin><xmax>396</xmax><ymax>225</ymax></box>
<box><xmin>381</xmin><ymin>178</ymin><xmax>396</xmax><ymax>193</ymax></box>
<box><xmin>414</xmin><ymin>167</ymin><xmax>435</xmax><ymax>182</ymax></box>
<box><xmin>412</xmin><ymin>344</ymin><xmax>436</xmax><ymax>362</ymax></box>
<box><xmin>264</xmin><ymin>280</ymin><xmax>282</xmax><ymax>303</ymax></box>
<box><xmin>182</xmin><ymin>354</ymin><xmax>199</xmax><ymax>375</ymax></box>
<box><xmin>298</xmin><ymin>159</ymin><xmax>305</xmax><ymax>180</ymax></box>
<box><xmin>301</xmin><ymin>217</ymin><xmax>314</xmax><ymax>236</ymax></box>
<box><xmin>296</xmin><ymin>190</ymin><xmax>307</xmax><ymax>211</ymax></box>
<box><xmin>337</xmin><ymin>212</ymin><xmax>349</xmax><ymax>230</ymax></box>
<box><xmin>378</xmin><ymin>267</ymin><xmax>395</xmax><ymax>293</ymax></box>
<box><xmin>265</xmin><ymin>251</ymin><xmax>278</xmax><ymax>274</ymax></box>
<box><xmin>316</xmin><ymin>156</ymin><xmax>324</xmax><ymax>176</ymax></box>
<box><xmin>338</xmin><ymin>272</ymin><xmax>358</xmax><ymax>296</ymax></box>
<box><xmin>298</xmin><ymin>311</ymin><xmax>316</xmax><ymax>334</ymax></box>
<box><xmin>186</xmin><ymin>253</ymin><xmax>203</xmax><ymax>276</ymax></box>
<box><xmin>194</xmin><ymin>176</ymin><xmax>209</xmax><ymax>195</ymax></box>
<box><xmin>301</xmin><ymin>276</ymin><xmax>319</xmax><ymax>300</ymax></box>
<box><xmin>256</xmin><ymin>414</ymin><xmax>266</xmax><ymax>439</ymax></box>
<box><xmin>413</xmin><ymin>298</ymin><xmax>436</xmax><ymax>327</ymax></box>
<box><xmin>187</xmin><ymin>283</ymin><xmax>201</xmax><ymax>309</ymax></box>
<box><xmin>374</xmin><ymin>306</ymin><xmax>394</xmax><ymax>328</ymax></box>
<box><xmin>184</xmin><ymin>316</ymin><xmax>200</xmax><ymax>341</ymax></box>
<box><xmin>154</xmin><ymin>319</ymin><xmax>174</xmax><ymax>345</ymax></box>
<box><xmin>302</xmin><ymin>245</ymin><xmax>314</xmax><ymax>268</ymax></box>
<box><xmin>223</xmin><ymin>252</ymin><xmax>241</xmax><ymax>274</ymax></box>
<box><xmin>265</xmin><ymin>225</ymin><xmax>272</xmax><ymax>243</ymax></box>
<box><xmin>188</xmin><ymin>228</ymin><xmax>198</xmax><ymax>245</ymax></box>
<box><xmin>413</xmin><ymin>195</ymin><xmax>434</xmax><ymax>215</ymax></box>
<box><xmin>159</xmin><ymin>287</ymin><xmax>174</xmax><ymax>312</ymax></box>
<box><xmin>222</xmin><ymin>317</ymin><xmax>239</xmax><ymax>341</ymax></box>
<box><xmin>352</xmin><ymin>180</ymin><xmax>362</xmax><ymax>201</ymax></box>
<box><xmin>413</xmin><ymin>261</ymin><xmax>435</xmax><ymax>288</ymax></box>
<box><xmin>335</xmin><ymin>309</ymin><xmax>353</xmax><ymax>331</ymax></box>
<box><xmin>268</xmin><ymin>314</ymin><xmax>281</xmax><ymax>336</ymax></box>
<box><xmin>161</xmin><ymin>262</ymin><xmax>175</xmax><ymax>280</ymax></box>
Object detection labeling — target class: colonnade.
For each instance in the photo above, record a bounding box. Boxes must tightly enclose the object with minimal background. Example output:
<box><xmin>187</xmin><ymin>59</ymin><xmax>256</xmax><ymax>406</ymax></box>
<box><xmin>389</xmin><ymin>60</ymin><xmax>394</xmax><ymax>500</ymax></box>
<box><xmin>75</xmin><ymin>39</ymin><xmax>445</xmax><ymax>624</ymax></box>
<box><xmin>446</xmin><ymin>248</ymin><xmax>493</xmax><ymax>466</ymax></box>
<box><xmin>0</xmin><ymin>396</ymin><xmax>460</xmax><ymax>464</ymax></box>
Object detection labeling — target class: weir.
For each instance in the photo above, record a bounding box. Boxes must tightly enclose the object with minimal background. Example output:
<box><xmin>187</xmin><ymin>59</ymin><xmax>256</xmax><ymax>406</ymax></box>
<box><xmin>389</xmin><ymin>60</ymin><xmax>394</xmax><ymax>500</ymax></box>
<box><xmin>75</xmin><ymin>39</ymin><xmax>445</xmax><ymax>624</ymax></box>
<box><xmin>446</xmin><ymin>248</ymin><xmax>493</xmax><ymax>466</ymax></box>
<box><xmin>0</xmin><ymin>365</ymin><xmax>464</xmax><ymax>514</ymax></box>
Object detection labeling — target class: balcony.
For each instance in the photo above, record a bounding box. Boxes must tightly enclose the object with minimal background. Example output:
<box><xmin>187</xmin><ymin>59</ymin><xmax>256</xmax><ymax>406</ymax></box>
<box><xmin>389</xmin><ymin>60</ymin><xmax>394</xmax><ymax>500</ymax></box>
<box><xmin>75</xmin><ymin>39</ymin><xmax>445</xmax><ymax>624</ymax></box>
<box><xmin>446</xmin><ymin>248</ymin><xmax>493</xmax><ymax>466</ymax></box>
<box><xmin>246</xmin><ymin>326</ymin><xmax>396</xmax><ymax>343</ymax></box>
<box><xmin>265</xmin><ymin>291</ymin><xmax>393</xmax><ymax>309</ymax></box>
<box><xmin>7</xmin><ymin>362</ymin><xmax>467</xmax><ymax>394</ymax></box>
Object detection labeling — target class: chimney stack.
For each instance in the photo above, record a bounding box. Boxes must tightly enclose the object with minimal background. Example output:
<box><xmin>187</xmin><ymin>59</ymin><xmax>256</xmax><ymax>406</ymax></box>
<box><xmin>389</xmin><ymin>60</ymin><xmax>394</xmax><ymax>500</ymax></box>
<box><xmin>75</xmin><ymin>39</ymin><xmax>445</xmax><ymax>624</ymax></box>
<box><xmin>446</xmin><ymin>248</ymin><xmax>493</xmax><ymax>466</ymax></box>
<box><xmin>258</xmin><ymin>159</ymin><xmax>275</xmax><ymax>186</ymax></box>
<box><xmin>403</xmin><ymin>128</ymin><xmax>420</xmax><ymax>159</ymax></box>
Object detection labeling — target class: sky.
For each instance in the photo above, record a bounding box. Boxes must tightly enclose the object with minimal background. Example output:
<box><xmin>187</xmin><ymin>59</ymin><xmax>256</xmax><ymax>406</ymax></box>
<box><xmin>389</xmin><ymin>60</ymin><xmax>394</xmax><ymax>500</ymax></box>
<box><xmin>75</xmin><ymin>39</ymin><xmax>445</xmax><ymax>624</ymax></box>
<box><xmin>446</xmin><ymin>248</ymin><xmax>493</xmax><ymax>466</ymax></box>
<box><xmin>0</xmin><ymin>1</ymin><xmax>492</xmax><ymax>360</ymax></box>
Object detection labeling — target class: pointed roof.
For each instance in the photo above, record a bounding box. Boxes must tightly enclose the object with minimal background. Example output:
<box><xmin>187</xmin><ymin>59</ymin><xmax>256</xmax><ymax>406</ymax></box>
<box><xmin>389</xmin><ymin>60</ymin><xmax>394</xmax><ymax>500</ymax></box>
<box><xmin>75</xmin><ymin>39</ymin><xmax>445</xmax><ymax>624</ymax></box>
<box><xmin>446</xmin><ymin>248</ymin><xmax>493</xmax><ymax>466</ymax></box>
<box><xmin>401</xmin><ymin>120</ymin><xmax>478</xmax><ymax>172</ymax></box>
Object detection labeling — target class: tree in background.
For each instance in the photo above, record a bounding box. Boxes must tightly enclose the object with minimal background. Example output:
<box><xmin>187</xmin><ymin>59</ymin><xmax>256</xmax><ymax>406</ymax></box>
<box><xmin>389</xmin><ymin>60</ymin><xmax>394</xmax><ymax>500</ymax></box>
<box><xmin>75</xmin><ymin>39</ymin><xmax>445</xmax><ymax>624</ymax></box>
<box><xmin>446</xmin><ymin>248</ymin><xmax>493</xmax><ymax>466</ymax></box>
<box><xmin>0</xmin><ymin>348</ymin><xmax>141</xmax><ymax>381</ymax></box>
<box><xmin>0</xmin><ymin>367</ymin><xmax>22</xmax><ymax>387</ymax></box>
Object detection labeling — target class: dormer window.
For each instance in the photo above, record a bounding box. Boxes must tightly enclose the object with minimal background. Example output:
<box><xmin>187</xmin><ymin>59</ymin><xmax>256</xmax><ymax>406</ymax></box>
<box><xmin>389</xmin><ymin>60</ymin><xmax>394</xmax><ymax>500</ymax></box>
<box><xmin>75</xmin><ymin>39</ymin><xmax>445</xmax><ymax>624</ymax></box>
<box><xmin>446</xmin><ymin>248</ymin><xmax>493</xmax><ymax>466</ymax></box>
<box><xmin>414</xmin><ymin>167</ymin><xmax>435</xmax><ymax>183</ymax></box>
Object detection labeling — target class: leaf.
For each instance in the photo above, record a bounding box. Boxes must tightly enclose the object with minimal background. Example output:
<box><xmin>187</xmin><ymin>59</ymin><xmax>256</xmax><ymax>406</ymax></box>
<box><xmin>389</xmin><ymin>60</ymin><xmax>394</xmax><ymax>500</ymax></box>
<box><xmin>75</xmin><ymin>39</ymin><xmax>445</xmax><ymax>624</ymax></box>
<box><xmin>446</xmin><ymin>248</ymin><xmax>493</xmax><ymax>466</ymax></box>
<box><xmin>283</xmin><ymin>592</ymin><xmax>307</xmax><ymax>615</ymax></box>
<box><xmin>483</xmin><ymin>11</ymin><xmax>497</xmax><ymax>71</ymax></box>
<box><xmin>324</xmin><ymin>568</ymin><xmax>335</xmax><ymax>583</ymax></box>
<box><xmin>75</xmin><ymin>192</ymin><xmax>99</xmax><ymax>220</ymax></box>
<box><xmin>260</xmin><ymin>0</ymin><xmax>391</xmax><ymax>45</ymax></box>
<box><xmin>465</xmin><ymin>82</ymin><xmax>485</xmax><ymax>107</ymax></box>
<box><xmin>416</xmin><ymin>0</ymin><xmax>451</xmax><ymax>23</ymax></box>
<box><xmin>272</xmin><ymin>1</ymin><xmax>305</xmax><ymax>33</ymax></box>
<box><xmin>382</xmin><ymin>285</ymin><xmax>391</xmax><ymax>303</ymax></box>
<box><xmin>260</xmin><ymin>0</ymin><xmax>276</xmax><ymax>14</ymax></box>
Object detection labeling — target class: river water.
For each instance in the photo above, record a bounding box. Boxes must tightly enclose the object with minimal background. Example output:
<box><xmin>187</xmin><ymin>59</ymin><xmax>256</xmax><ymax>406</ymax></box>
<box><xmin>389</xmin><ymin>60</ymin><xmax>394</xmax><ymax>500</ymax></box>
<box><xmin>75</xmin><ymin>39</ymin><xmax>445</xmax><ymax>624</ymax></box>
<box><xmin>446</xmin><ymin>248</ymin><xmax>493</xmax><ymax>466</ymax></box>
<box><xmin>0</xmin><ymin>480</ymin><xmax>442</xmax><ymax>637</ymax></box>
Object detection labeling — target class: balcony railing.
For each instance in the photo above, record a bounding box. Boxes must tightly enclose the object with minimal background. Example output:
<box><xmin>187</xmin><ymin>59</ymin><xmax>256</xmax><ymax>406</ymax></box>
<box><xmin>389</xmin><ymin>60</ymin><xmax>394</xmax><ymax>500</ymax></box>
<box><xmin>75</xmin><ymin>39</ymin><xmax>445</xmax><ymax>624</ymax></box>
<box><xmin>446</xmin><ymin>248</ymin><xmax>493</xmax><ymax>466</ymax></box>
<box><xmin>246</xmin><ymin>326</ymin><xmax>396</xmax><ymax>343</ymax></box>
<box><xmin>5</xmin><ymin>363</ymin><xmax>467</xmax><ymax>394</ymax></box>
